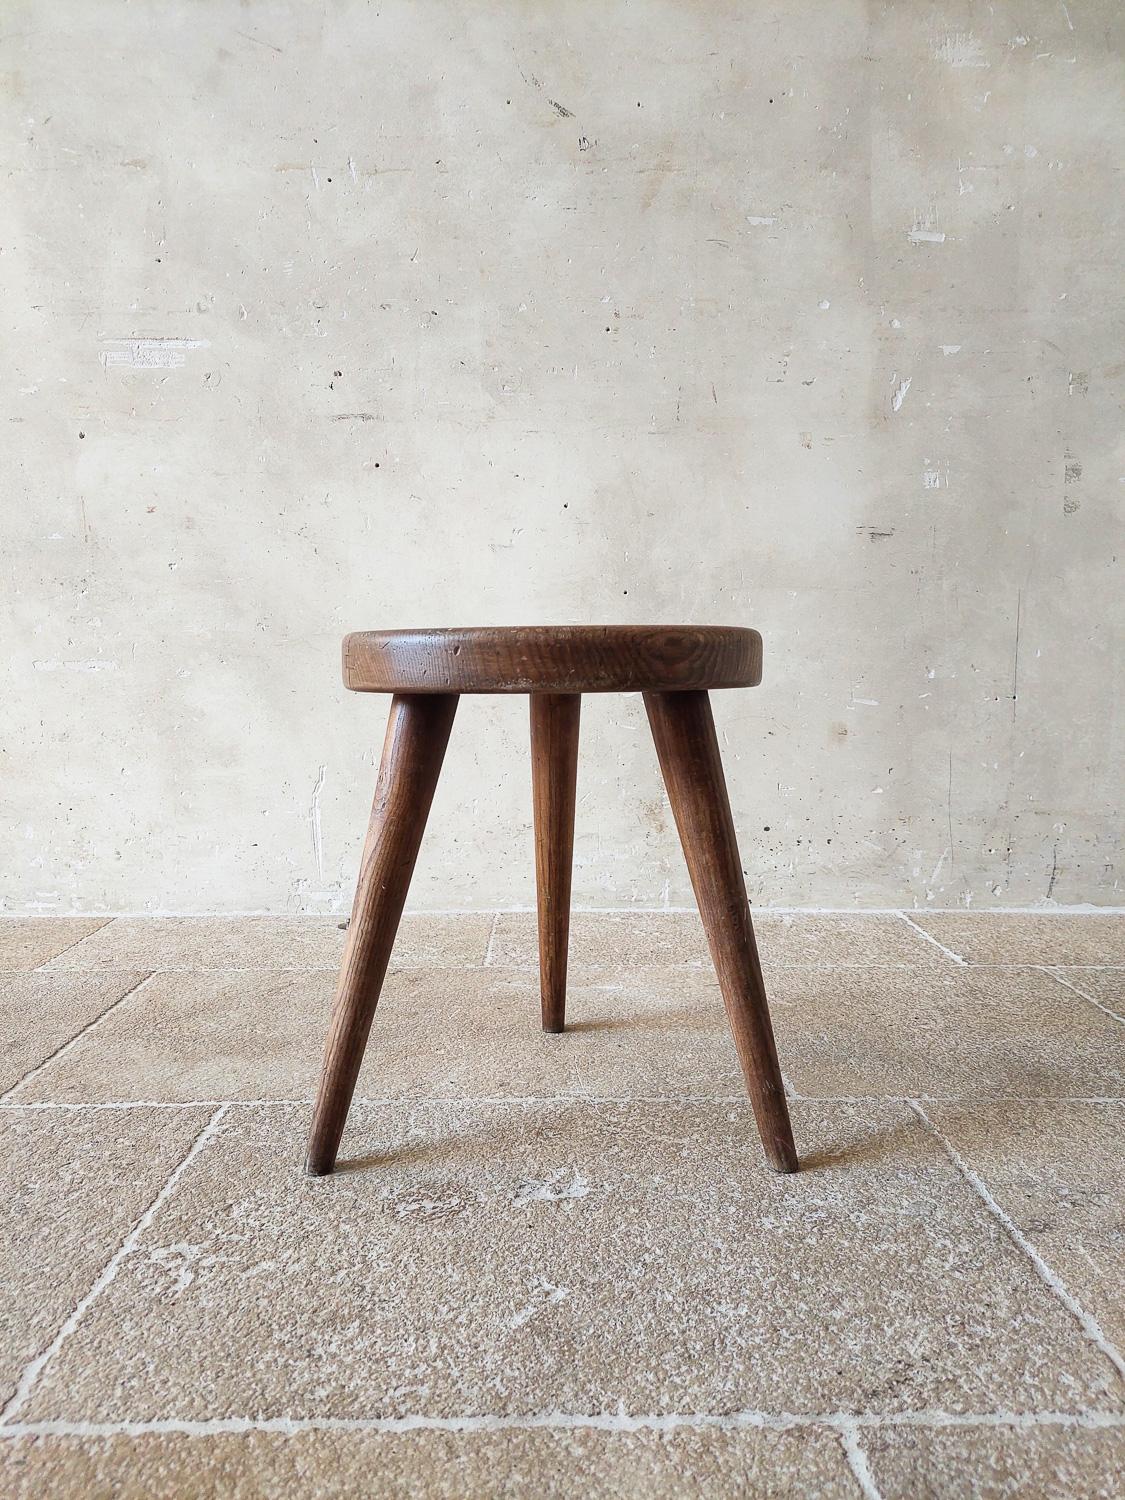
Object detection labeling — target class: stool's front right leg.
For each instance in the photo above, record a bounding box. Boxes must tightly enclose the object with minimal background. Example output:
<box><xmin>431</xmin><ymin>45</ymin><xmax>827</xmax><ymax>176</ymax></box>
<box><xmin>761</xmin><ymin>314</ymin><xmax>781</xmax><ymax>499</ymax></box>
<box><xmin>306</xmin><ymin>692</ymin><xmax>458</xmax><ymax>1176</ymax></box>
<box><xmin>644</xmin><ymin>689</ymin><xmax>797</xmax><ymax>1174</ymax></box>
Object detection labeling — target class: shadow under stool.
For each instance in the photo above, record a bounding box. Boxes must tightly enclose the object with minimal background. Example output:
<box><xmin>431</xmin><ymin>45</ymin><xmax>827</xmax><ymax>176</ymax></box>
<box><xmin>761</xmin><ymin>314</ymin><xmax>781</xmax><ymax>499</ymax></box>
<box><xmin>306</xmin><ymin>626</ymin><xmax>798</xmax><ymax>1176</ymax></box>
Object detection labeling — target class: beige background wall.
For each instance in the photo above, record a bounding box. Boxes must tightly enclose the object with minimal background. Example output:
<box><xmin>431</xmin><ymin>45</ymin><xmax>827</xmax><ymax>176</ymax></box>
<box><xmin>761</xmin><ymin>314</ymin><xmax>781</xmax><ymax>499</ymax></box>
<box><xmin>3</xmin><ymin>1</ymin><xmax>1122</xmax><ymax>915</ymax></box>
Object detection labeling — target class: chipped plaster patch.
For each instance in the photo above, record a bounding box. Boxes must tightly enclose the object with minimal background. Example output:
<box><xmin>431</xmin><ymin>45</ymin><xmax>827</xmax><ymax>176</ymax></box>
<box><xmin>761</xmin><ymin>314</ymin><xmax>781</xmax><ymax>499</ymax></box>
<box><xmin>100</xmin><ymin>338</ymin><xmax>210</xmax><ymax>369</ymax></box>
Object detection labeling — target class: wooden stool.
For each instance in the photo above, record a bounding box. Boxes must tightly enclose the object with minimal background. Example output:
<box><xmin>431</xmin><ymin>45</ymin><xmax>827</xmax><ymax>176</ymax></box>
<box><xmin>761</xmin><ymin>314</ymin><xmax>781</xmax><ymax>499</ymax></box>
<box><xmin>306</xmin><ymin>627</ymin><xmax>798</xmax><ymax>1176</ymax></box>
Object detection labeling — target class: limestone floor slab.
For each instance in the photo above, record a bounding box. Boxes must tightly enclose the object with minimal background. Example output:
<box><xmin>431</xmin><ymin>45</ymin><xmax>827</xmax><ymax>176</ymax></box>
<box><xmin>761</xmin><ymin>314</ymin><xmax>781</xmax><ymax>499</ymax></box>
<box><xmin>0</xmin><ymin>1105</ymin><xmax>212</xmax><ymax>1408</ymax></box>
<box><xmin>770</xmin><ymin>967</ymin><xmax>1125</xmax><ymax>1099</ymax></box>
<box><xmin>489</xmin><ymin>910</ymin><xmax>710</xmax><ymax>968</ymax></box>
<box><xmin>862</xmin><ymin>1423</ymin><xmax>1125</xmax><ymax>1499</ymax></box>
<box><xmin>42</xmin><ymin>915</ymin><xmax>493</xmax><ymax>972</ymax></box>
<box><xmin>0</xmin><ymin>918</ymin><xmax>108</xmax><ymax>971</ymax></box>
<box><xmin>1051</xmin><ymin>969</ymin><xmax>1125</xmax><ymax>1020</ymax></box>
<box><xmin>12</xmin><ymin>966</ymin><xmax>757</xmax><ymax>1105</ymax></box>
<box><xmin>0</xmin><ymin>1425</ymin><xmax>860</xmax><ymax>1499</ymax></box>
<box><xmin>11</xmin><ymin>968</ymin><xmax>336</xmax><ymax>1104</ymax></box>
<box><xmin>19</xmin><ymin>962</ymin><xmax>1124</xmax><ymax>1109</ymax></box>
<box><xmin>907</xmin><ymin>914</ymin><xmax>1125</xmax><ymax>967</ymax></box>
<box><xmin>925</xmin><ymin>1101</ymin><xmax>1125</xmax><ymax>1348</ymax></box>
<box><xmin>20</xmin><ymin>1101</ymin><xmax>1124</xmax><ymax>1423</ymax></box>
<box><xmin>489</xmin><ymin>911</ymin><xmax>946</xmax><ymax>970</ymax></box>
<box><xmin>0</xmin><ymin>971</ymin><xmax>149</xmax><ymax>1095</ymax></box>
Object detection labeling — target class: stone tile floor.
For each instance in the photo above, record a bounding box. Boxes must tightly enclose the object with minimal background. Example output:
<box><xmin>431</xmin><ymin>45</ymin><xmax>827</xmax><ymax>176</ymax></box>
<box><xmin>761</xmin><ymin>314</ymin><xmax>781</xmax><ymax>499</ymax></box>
<box><xmin>0</xmin><ymin>911</ymin><xmax>1122</xmax><ymax>1498</ymax></box>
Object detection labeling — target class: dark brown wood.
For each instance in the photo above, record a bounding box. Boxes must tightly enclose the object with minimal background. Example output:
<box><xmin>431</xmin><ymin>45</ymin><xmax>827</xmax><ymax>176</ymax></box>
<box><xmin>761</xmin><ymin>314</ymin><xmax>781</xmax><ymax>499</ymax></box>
<box><xmin>644</xmin><ymin>690</ymin><xmax>797</xmax><ymax>1174</ymax></box>
<box><xmin>305</xmin><ymin>693</ymin><xmax>457</xmax><ymax>1176</ymax></box>
<box><xmin>530</xmin><ymin>694</ymin><xmax>581</xmax><ymax>1033</ymax></box>
<box><xmin>343</xmin><ymin>626</ymin><xmax>762</xmax><ymax>695</ymax></box>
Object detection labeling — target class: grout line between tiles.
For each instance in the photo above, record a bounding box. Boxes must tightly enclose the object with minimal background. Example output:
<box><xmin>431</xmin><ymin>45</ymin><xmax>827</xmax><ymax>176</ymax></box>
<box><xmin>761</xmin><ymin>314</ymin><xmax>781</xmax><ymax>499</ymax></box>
<box><xmin>895</xmin><ymin>912</ymin><xmax>967</xmax><ymax>966</ymax></box>
<box><xmin>7</xmin><ymin>906</ymin><xmax>1125</xmax><ymax>916</ymax></box>
<box><xmin>30</xmin><ymin>918</ymin><xmax>114</xmax><ymax>970</ymax></box>
<box><xmin>40</xmin><ymin>960</ymin><xmax>1095</xmax><ymax>976</ymax></box>
<box><xmin>1044</xmin><ymin>967</ymin><xmax>1125</xmax><ymax>1026</ymax></box>
<box><xmin>1</xmin><ymin>1410</ymin><xmax>1123</xmax><ymax>1442</ymax></box>
<box><xmin>483</xmin><ymin>911</ymin><xmax>501</xmax><ymax>966</ymax></box>
<box><xmin>839</xmin><ymin>1426</ymin><xmax>884</xmax><ymax>1499</ymax></box>
<box><xmin>1</xmin><ymin>1094</ymin><xmax>1123</xmax><ymax>1114</ymax></box>
<box><xmin>908</xmin><ymin>1101</ymin><xmax>1125</xmax><ymax>1383</ymax></box>
<box><xmin>0</xmin><ymin>971</ymin><xmax>157</xmax><ymax>1105</ymax></box>
<box><xmin>0</xmin><ymin>1103</ymin><xmax>229</xmax><ymax>1427</ymax></box>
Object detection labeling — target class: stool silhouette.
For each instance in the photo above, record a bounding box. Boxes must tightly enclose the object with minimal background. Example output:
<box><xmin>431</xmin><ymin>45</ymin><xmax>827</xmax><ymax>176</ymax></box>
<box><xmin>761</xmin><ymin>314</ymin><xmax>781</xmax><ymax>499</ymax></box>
<box><xmin>306</xmin><ymin>627</ymin><xmax>797</xmax><ymax>1176</ymax></box>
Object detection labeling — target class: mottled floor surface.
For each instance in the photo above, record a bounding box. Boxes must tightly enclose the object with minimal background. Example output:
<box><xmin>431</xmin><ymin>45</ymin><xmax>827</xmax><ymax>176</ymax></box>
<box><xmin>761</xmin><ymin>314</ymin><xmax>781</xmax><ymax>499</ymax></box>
<box><xmin>1</xmin><ymin>912</ymin><xmax>1123</xmax><ymax>1498</ymax></box>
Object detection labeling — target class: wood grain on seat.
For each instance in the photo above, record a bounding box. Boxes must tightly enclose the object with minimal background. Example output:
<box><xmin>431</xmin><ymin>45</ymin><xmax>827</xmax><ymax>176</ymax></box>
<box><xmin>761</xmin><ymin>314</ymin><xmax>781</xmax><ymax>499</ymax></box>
<box><xmin>343</xmin><ymin>626</ymin><xmax>762</xmax><ymax>694</ymax></box>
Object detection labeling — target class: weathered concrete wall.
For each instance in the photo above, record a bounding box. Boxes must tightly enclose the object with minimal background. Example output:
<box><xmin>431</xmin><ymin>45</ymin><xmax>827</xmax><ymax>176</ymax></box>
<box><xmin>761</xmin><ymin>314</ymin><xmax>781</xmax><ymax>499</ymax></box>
<box><xmin>3</xmin><ymin>1</ymin><xmax>1122</xmax><ymax>914</ymax></box>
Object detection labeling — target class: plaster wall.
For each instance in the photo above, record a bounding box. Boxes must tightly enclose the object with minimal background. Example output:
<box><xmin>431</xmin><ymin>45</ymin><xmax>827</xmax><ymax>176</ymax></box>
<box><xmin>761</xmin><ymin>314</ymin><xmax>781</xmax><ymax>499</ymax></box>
<box><xmin>3</xmin><ymin>1</ymin><xmax>1122</xmax><ymax>913</ymax></box>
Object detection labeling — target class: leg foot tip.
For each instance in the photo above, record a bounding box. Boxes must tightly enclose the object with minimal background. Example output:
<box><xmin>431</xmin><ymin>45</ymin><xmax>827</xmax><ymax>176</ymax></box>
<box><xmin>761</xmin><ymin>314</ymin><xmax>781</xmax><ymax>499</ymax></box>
<box><xmin>304</xmin><ymin>1156</ymin><xmax>334</xmax><ymax>1178</ymax></box>
<box><xmin>767</xmin><ymin>1148</ymin><xmax>800</xmax><ymax>1175</ymax></box>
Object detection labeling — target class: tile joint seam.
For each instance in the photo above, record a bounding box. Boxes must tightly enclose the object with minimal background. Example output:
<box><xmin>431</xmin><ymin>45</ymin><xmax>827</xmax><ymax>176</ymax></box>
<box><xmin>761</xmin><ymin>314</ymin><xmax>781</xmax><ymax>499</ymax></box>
<box><xmin>31</xmin><ymin>917</ymin><xmax>115</xmax><ymax>968</ymax></box>
<box><xmin>839</xmin><ymin>1425</ymin><xmax>884</xmax><ymax>1500</ymax></box>
<box><xmin>0</xmin><ymin>971</ymin><xmax>158</xmax><ymax>1106</ymax></box>
<box><xmin>8</xmin><ymin>906</ymin><xmax>1125</xmax><ymax>917</ymax></box>
<box><xmin>1</xmin><ymin>1094</ymin><xmax>1122</xmax><ymax>1113</ymax></box>
<box><xmin>908</xmin><ymin>1100</ymin><xmax>1125</xmax><ymax>1382</ymax></box>
<box><xmin>895</xmin><ymin>912</ymin><xmax>967</xmax><ymax>966</ymax></box>
<box><xmin>0</xmin><ymin>1410</ymin><xmax>1123</xmax><ymax>1441</ymax></box>
<box><xmin>1042</xmin><ymin>967</ymin><xmax>1125</xmax><ymax>1027</ymax></box>
<box><xmin>0</xmin><ymin>1103</ymin><xmax>229</xmax><ymax>1427</ymax></box>
<box><xmin>483</xmin><ymin>911</ymin><xmax>501</xmax><ymax>966</ymax></box>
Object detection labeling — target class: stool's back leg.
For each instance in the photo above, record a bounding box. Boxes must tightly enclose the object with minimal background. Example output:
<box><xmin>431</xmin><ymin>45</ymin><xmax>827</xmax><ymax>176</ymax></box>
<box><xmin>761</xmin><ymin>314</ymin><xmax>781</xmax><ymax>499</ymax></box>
<box><xmin>530</xmin><ymin>693</ymin><xmax>581</xmax><ymax>1033</ymax></box>
<box><xmin>644</xmin><ymin>690</ymin><xmax>798</xmax><ymax>1173</ymax></box>
<box><xmin>306</xmin><ymin>692</ymin><xmax>458</xmax><ymax>1176</ymax></box>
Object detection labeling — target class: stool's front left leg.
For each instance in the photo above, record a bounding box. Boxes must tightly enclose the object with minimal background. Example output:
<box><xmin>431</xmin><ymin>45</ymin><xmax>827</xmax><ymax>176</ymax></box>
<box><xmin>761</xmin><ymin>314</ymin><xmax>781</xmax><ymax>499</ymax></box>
<box><xmin>644</xmin><ymin>689</ymin><xmax>798</xmax><ymax>1174</ymax></box>
<box><xmin>306</xmin><ymin>692</ymin><xmax>458</xmax><ymax>1176</ymax></box>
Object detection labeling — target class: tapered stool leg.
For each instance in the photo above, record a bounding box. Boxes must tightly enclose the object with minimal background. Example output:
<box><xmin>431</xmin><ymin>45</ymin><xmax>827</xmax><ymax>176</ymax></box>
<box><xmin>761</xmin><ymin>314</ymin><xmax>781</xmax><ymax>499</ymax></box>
<box><xmin>644</xmin><ymin>690</ymin><xmax>797</xmax><ymax>1173</ymax></box>
<box><xmin>530</xmin><ymin>693</ymin><xmax>581</xmax><ymax>1033</ymax></box>
<box><xmin>306</xmin><ymin>693</ymin><xmax>457</xmax><ymax>1176</ymax></box>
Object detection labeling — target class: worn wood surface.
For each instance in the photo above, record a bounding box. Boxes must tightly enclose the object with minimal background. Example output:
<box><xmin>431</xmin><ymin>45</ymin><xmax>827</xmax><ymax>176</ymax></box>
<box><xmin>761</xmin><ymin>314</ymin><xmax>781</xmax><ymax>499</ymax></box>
<box><xmin>530</xmin><ymin>693</ymin><xmax>581</xmax><ymax>1033</ymax></box>
<box><xmin>305</xmin><ymin>692</ymin><xmax>458</xmax><ymax>1176</ymax></box>
<box><xmin>644</xmin><ymin>689</ymin><xmax>798</xmax><ymax>1174</ymax></box>
<box><xmin>343</xmin><ymin>626</ymin><xmax>762</xmax><ymax>695</ymax></box>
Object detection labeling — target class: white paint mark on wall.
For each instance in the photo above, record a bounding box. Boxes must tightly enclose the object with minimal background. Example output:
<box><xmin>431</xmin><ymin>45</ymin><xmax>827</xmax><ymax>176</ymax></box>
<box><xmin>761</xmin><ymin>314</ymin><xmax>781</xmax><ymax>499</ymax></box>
<box><xmin>891</xmin><ymin>376</ymin><xmax>912</xmax><ymax>413</ymax></box>
<box><xmin>100</xmin><ymin>338</ymin><xmax>209</xmax><ymax>369</ymax></box>
<box><xmin>908</xmin><ymin>228</ymin><xmax>946</xmax><ymax>244</ymax></box>
<box><xmin>932</xmin><ymin>31</ymin><xmax>990</xmax><ymax>67</ymax></box>
<box><xmin>33</xmin><ymin>659</ymin><xmax>118</xmax><ymax>673</ymax></box>
<box><xmin>309</xmin><ymin>765</ymin><xmax>326</xmax><ymax>880</ymax></box>
<box><xmin>941</xmin><ymin>344</ymin><xmax>962</xmax><ymax>355</ymax></box>
<box><xmin>746</xmin><ymin>215</ymin><xmax>776</xmax><ymax>226</ymax></box>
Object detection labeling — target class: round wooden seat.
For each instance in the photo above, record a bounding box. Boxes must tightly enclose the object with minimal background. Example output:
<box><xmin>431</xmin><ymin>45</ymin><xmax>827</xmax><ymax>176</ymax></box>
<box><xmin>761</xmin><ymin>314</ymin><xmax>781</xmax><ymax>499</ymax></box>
<box><xmin>342</xmin><ymin>625</ymin><xmax>762</xmax><ymax>694</ymax></box>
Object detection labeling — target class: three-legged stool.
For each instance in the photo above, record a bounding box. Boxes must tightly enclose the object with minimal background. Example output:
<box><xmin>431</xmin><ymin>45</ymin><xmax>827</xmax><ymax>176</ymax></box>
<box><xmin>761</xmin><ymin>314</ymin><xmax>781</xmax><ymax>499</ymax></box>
<box><xmin>306</xmin><ymin>626</ymin><xmax>797</xmax><ymax>1176</ymax></box>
